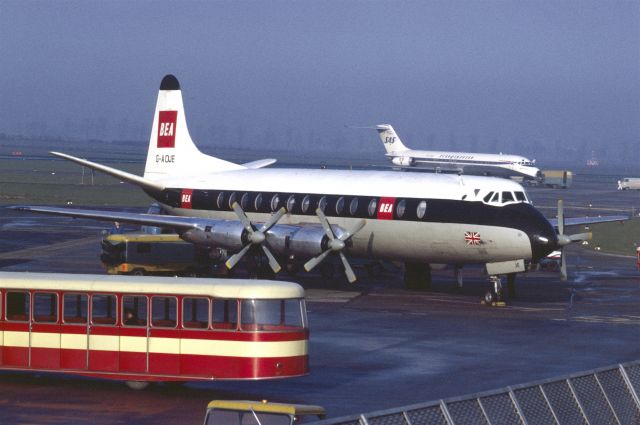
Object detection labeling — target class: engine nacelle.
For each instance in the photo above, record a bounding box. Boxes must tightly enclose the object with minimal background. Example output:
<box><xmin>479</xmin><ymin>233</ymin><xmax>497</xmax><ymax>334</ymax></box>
<box><xmin>391</xmin><ymin>156</ymin><xmax>414</xmax><ymax>166</ymax></box>
<box><xmin>180</xmin><ymin>221</ymin><xmax>245</xmax><ymax>251</ymax></box>
<box><xmin>266</xmin><ymin>225</ymin><xmax>328</xmax><ymax>258</ymax></box>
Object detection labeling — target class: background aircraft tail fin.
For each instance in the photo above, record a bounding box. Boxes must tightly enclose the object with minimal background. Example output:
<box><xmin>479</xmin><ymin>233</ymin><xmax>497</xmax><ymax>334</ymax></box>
<box><xmin>144</xmin><ymin>74</ymin><xmax>244</xmax><ymax>181</ymax></box>
<box><xmin>375</xmin><ymin>124</ymin><xmax>409</xmax><ymax>153</ymax></box>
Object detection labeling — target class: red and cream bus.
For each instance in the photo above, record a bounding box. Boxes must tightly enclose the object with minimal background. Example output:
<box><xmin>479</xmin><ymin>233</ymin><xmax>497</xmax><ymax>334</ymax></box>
<box><xmin>0</xmin><ymin>271</ymin><xmax>308</xmax><ymax>388</ymax></box>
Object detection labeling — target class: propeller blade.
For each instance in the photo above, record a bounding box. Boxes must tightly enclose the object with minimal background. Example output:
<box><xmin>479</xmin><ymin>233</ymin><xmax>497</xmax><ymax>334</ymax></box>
<box><xmin>569</xmin><ymin>232</ymin><xmax>592</xmax><ymax>242</ymax></box>
<box><xmin>232</xmin><ymin>202</ymin><xmax>254</xmax><ymax>233</ymax></box>
<box><xmin>225</xmin><ymin>244</ymin><xmax>252</xmax><ymax>270</ymax></box>
<box><xmin>560</xmin><ymin>249</ymin><xmax>567</xmax><ymax>281</ymax></box>
<box><xmin>261</xmin><ymin>245</ymin><xmax>282</xmax><ymax>273</ymax></box>
<box><xmin>339</xmin><ymin>252</ymin><xmax>357</xmax><ymax>283</ymax></box>
<box><xmin>339</xmin><ymin>219</ymin><xmax>366</xmax><ymax>241</ymax></box>
<box><xmin>557</xmin><ymin>199</ymin><xmax>564</xmax><ymax>236</ymax></box>
<box><xmin>258</xmin><ymin>207</ymin><xmax>287</xmax><ymax>233</ymax></box>
<box><xmin>316</xmin><ymin>208</ymin><xmax>335</xmax><ymax>240</ymax></box>
<box><xmin>304</xmin><ymin>249</ymin><xmax>331</xmax><ymax>272</ymax></box>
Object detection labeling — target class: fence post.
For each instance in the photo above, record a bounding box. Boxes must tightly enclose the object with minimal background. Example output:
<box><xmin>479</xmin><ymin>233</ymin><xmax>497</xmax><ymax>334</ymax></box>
<box><xmin>439</xmin><ymin>400</ymin><xmax>455</xmax><ymax>425</ymax></box>
<box><xmin>593</xmin><ymin>373</ymin><xmax>621</xmax><ymax>425</ymax></box>
<box><xmin>619</xmin><ymin>364</ymin><xmax>640</xmax><ymax>410</ymax></box>
<box><xmin>566</xmin><ymin>378</ymin><xmax>591</xmax><ymax>425</ymax></box>
<box><xmin>539</xmin><ymin>385</ymin><xmax>561</xmax><ymax>425</ymax></box>
<box><xmin>508</xmin><ymin>388</ymin><xmax>528</xmax><ymax>425</ymax></box>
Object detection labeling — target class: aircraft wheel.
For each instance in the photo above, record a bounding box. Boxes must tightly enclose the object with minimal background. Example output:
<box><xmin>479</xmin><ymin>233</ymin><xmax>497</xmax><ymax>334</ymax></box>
<box><xmin>484</xmin><ymin>290</ymin><xmax>496</xmax><ymax>305</ymax></box>
<box><xmin>125</xmin><ymin>380</ymin><xmax>150</xmax><ymax>390</ymax></box>
<box><xmin>131</xmin><ymin>269</ymin><xmax>145</xmax><ymax>276</ymax></box>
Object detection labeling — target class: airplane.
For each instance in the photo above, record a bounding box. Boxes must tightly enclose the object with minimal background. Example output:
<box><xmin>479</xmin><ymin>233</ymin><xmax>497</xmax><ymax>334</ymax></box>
<box><xmin>12</xmin><ymin>75</ymin><xmax>622</xmax><ymax>303</ymax></box>
<box><xmin>375</xmin><ymin>124</ymin><xmax>542</xmax><ymax>181</ymax></box>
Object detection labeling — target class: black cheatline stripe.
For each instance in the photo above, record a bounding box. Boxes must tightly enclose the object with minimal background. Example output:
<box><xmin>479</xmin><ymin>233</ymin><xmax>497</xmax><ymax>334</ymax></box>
<box><xmin>146</xmin><ymin>188</ymin><xmax>552</xmax><ymax>237</ymax></box>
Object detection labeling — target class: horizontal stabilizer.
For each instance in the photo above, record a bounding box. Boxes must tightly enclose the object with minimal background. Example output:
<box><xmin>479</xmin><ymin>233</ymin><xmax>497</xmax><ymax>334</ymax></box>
<box><xmin>10</xmin><ymin>205</ymin><xmax>202</xmax><ymax>230</ymax></box>
<box><xmin>50</xmin><ymin>151</ymin><xmax>165</xmax><ymax>192</ymax></box>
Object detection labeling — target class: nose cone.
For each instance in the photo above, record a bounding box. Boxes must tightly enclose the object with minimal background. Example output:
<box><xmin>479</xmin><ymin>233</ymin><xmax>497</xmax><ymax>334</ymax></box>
<box><xmin>529</xmin><ymin>215</ymin><xmax>558</xmax><ymax>262</ymax></box>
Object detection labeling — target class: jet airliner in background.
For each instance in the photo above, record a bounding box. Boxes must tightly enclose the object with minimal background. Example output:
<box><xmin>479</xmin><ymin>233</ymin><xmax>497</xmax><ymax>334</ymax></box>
<box><xmin>14</xmin><ymin>75</ymin><xmax>622</xmax><ymax>303</ymax></box>
<box><xmin>375</xmin><ymin>124</ymin><xmax>541</xmax><ymax>181</ymax></box>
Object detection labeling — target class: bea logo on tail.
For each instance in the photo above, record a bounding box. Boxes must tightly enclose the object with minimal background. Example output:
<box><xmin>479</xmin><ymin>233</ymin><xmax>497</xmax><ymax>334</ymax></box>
<box><xmin>157</xmin><ymin>110</ymin><xmax>177</xmax><ymax>148</ymax></box>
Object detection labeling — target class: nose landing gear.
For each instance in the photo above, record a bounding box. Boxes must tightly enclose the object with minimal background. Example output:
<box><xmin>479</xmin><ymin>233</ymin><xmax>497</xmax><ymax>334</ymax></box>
<box><xmin>483</xmin><ymin>275</ymin><xmax>507</xmax><ymax>307</ymax></box>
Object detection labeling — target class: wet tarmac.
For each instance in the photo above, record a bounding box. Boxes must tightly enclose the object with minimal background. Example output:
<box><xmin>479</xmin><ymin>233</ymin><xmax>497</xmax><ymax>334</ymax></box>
<box><xmin>0</xmin><ymin>178</ymin><xmax>639</xmax><ymax>424</ymax></box>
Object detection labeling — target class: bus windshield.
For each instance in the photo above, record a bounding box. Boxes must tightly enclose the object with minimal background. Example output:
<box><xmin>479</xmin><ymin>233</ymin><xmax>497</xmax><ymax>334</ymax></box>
<box><xmin>240</xmin><ymin>299</ymin><xmax>307</xmax><ymax>331</ymax></box>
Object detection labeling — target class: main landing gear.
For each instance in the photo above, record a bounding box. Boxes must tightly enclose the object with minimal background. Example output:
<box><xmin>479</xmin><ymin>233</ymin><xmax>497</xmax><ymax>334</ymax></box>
<box><xmin>483</xmin><ymin>273</ymin><xmax>517</xmax><ymax>307</ymax></box>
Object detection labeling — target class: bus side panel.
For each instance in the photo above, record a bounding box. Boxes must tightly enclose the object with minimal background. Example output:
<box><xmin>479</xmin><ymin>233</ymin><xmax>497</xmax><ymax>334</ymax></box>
<box><xmin>60</xmin><ymin>325</ymin><xmax>88</xmax><ymax>370</ymax></box>
<box><xmin>119</xmin><ymin>327</ymin><xmax>148</xmax><ymax>373</ymax></box>
<box><xmin>30</xmin><ymin>323</ymin><xmax>60</xmax><ymax>369</ymax></box>
<box><xmin>148</xmin><ymin>328</ymin><xmax>180</xmax><ymax>375</ymax></box>
<box><xmin>2</xmin><ymin>322</ymin><xmax>29</xmax><ymax>367</ymax></box>
<box><xmin>88</xmin><ymin>326</ymin><xmax>119</xmax><ymax>372</ymax></box>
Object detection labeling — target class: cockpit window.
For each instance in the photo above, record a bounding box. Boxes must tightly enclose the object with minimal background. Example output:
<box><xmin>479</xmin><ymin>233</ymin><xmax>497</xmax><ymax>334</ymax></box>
<box><xmin>483</xmin><ymin>192</ymin><xmax>494</xmax><ymax>203</ymax></box>
<box><xmin>491</xmin><ymin>192</ymin><xmax>500</xmax><ymax>203</ymax></box>
<box><xmin>515</xmin><ymin>191</ymin><xmax>526</xmax><ymax>202</ymax></box>
<box><xmin>502</xmin><ymin>191</ymin><xmax>514</xmax><ymax>203</ymax></box>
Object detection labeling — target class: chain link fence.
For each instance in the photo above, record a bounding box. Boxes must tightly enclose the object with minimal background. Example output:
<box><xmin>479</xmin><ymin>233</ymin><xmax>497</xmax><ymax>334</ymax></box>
<box><xmin>311</xmin><ymin>360</ymin><xmax>640</xmax><ymax>425</ymax></box>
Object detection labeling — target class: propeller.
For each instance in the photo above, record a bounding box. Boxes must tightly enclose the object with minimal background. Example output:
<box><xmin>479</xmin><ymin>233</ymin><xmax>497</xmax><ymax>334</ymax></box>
<box><xmin>225</xmin><ymin>202</ymin><xmax>286</xmax><ymax>273</ymax></box>
<box><xmin>555</xmin><ymin>199</ymin><xmax>591</xmax><ymax>281</ymax></box>
<box><xmin>303</xmin><ymin>208</ymin><xmax>366</xmax><ymax>283</ymax></box>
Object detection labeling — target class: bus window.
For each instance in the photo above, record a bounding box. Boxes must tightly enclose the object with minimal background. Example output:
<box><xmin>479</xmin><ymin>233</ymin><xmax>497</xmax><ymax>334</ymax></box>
<box><xmin>6</xmin><ymin>291</ymin><xmax>30</xmax><ymax>322</ymax></box>
<box><xmin>63</xmin><ymin>293</ymin><xmax>87</xmax><ymax>324</ymax></box>
<box><xmin>151</xmin><ymin>296</ymin><xmax>176</xmax><ymax>328</ymax></box>
<box><xmin>122</xmin><ymin>295</ymin><xmax>147</xmax><ymax>327</ymax></box>
<box><xmin>92</xmin><ymin>294</ymin><xmax>117</xmax><ymax>325</ymax></box>
<box><xmin>212</xmin><ymin>299</ymin><xmax>238</xmax><ymax>330</ymax></box>
<box><xmin>33</xmin><ymin>292</ymin><xmax>58</xmax><ymax>323</ymax></box>
<box><xmin>183</xmin><ymin>297</ymin><xmax>209</xmax><ymax>329</ymax></box>
<box><xmin>241</xmin><ymin>299</ymin><xmax>306</xmax><ymax>331</ymax></box>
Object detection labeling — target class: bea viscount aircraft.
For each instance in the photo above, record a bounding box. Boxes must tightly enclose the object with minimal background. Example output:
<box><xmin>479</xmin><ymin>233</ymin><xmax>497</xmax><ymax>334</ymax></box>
<box><xmin>16</xmin><ymin>75</ymin><xmax>610</xmax><ymax>303</ymax></box>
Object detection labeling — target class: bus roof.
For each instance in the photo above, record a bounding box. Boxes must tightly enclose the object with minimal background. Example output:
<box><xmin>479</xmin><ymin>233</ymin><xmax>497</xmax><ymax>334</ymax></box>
<box><xmin>0</xmin><ymin>272</ymin><xmax>304</xmax><ymax>299</ymax></box>
<box><xmin>206</xmin><ymin>400</ymin><xmax>326</xmax><ymax>417</ymax></box>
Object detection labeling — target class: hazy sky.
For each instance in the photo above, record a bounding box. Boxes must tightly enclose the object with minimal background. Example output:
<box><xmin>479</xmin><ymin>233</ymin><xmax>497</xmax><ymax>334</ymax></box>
<box><xmin>0</xmin><ymin>1</ymin><xmax>638</xmax><ymax>163</ymax></box>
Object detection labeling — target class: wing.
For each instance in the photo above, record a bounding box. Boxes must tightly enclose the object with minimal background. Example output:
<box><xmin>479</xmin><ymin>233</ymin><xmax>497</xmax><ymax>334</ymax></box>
<box><xmin>10</xmin><ymin>205</ymin><xmax>202</xmax><ymax>230</ymax></box>
<box><xmin>548</xmin><ymin>215</ymin><xmax>628</xmax><ymax>228</ymax></box>
<box><xmin>241</xmin><ymin>158</ymin><xmax>277</xmax><ymax>169</ymax></box>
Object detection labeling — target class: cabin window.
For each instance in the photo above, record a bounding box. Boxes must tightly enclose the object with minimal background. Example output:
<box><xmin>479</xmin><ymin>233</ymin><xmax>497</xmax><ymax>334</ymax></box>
<box><xmin>33</xmin><ymin>292</ymin><xmax>58</xmax><ymax>323</ymax></box>
<box><xmin>63</xmin><ymin>293</ymin><xmax>87</xmax><ymax>324</ymax></box>
<box><xmin>515</xmin><ymin>191</ymin><xmax>527</xmax><ymax>202</ymax></box>
<box><xmin>216</xmin><ymin>192</ymin><xmax>225</xmax><ymax>209</ymax></box>
<box><xmin>212</xmin><ymin>299</ymin><xmax>238</xmax><ymax>330</ymax></box>
<box><xmin>349</xmin><ymin>197</ymin><xmax>359</xmax><ymax>216</ymax></box>
<box><xmin>122</xmin><ymin>295</ymin><xmax>148</xmax><ymax>327</ymax></box>
<box><xmin>228</xmin><ymin>192</ymin><xmax>237</xmax><ymax>209</ymax></box>
<box><xmin>416</xmin><ymin>200</ymin><xmax>427</xmax><ymax>219</ymax></box>
<box><xmin>151</xmin><ymin>296</ymin><xmax>177</xmax><ymax>328</ymax></box>
<box><xmin>301</xmin><ymin>195</ymin><xmax>311</xmax><ymax>213</ymax></box>
<box><xmin>183</xmin><ymin>297</ymin><xmax>209</xmax><ymax>329</ymax></box>
<box><xmin>254</xmin><ymin>193</ymin><xmax>263</xmax><ymax>211</ymax></box>
<box><xmin>286</xmin><ymin>195</ymin><xmax>296</xmax><ymax>212</ymax></box>
<box><xmin>240</xmin><ymin>193</ymin><xmax>250</xmax><ymax>210</ymax></box>
<box><xmin>335</xmin><ymin>197</ymin><xmax>345</xmax><ymax>215</ymax></box>
<box><xmin>483</xmin><ymin>192</ymin><xmax>494</xmax><ymax>203</ymax></box>
<box><xmin>240</xmin><ymin>299</ymin><xmax>305</xmax><ymax>331</ymax></box>
<box><xmin>502</xmin><ymin>191</ymin><xmax>515</xmax><ymax>203</ymax></box>
<box><xmin>6</xmin><ymin>291</ymin><xmax>30</xmax><ymax>322</ymax></box>
<box><xmin>396</xmin><ymin>200</ymin><xmax>406</xmax><ymax>218</ymax></box>
<box><xmin>270</xmin><ymin>194</ymin><xmax>280</xmax><ymax>212</ymax></box>
<box><xmin>368</xmin><ymin>199</ymin><xmax>377</xmax><ymax>217</ymax></box>
<box><xmin>92</xmin><ymin>294</ymin><xmax>117</xmax><ymax>325</ymax></box>
<box><xmin>318</xmin><ymin>196</ymin><xmax>327</xmax><ymax>213</ymax></box>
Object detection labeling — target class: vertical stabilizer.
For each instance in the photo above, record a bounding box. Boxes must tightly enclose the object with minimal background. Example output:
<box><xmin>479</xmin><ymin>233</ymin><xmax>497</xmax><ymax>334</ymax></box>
<box><xmin>376</xmin><ymin>124</ymin><xmax>410</xmax><ymax>153</ymax></box>
<box><xmin>144</xmin><ymin>75</ymin><xmax>244</xmax><ymax>181</ymax></box>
